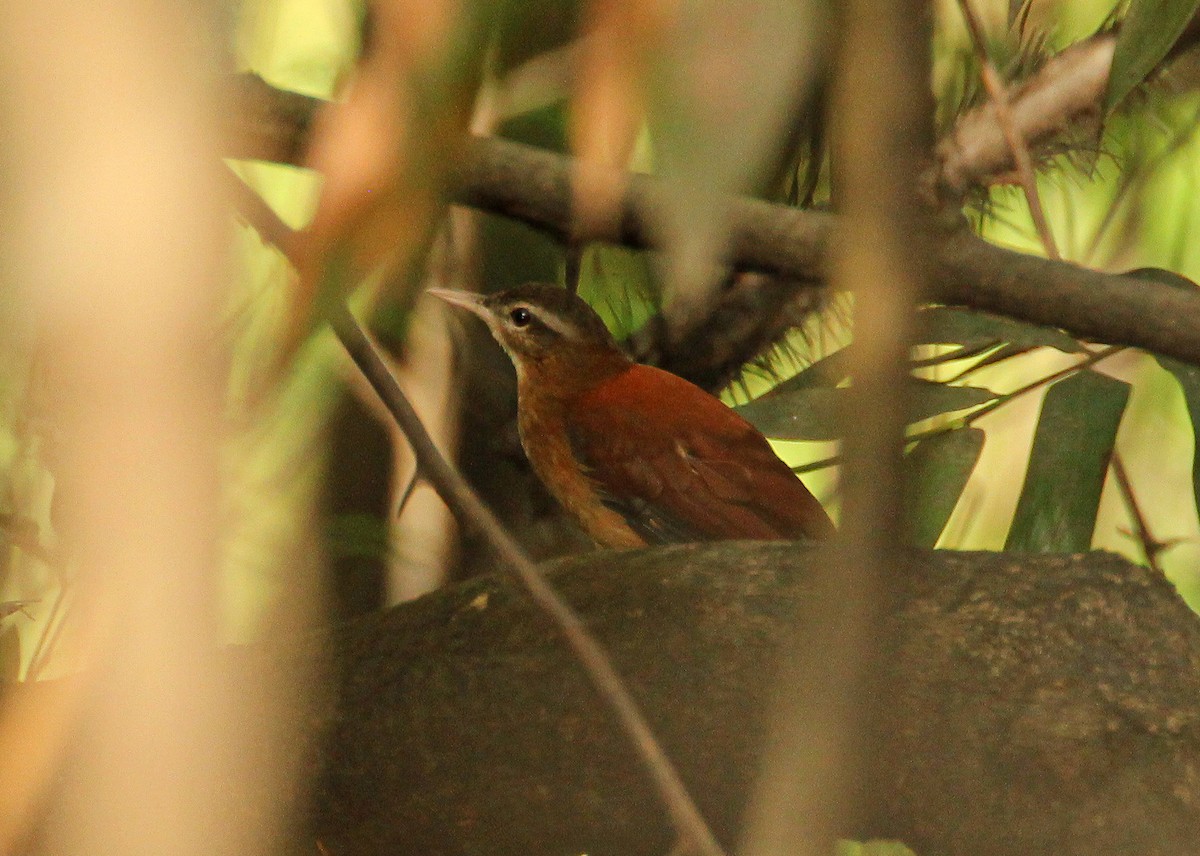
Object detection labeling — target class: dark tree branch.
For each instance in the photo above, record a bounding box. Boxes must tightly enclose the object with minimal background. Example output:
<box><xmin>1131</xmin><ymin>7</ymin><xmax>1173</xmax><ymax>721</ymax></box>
<box><xmin>225</xmin><ymin>73</ymin><xmax>1200</xmax><ymax>371</ymax></box>
<box><xmin>454</xmin><ymin>136</ymin><xmax>1200</xmax><ymax>367</ymax></box>
<box><xmin>625</xmin><ymin>271</ymin><xmax>825</xmax><ymax>392</ymax></box>
<box><xmin>290</xmin><ymin>544</ymin><xmax>1200</xmax><ymax>856</ymax></box>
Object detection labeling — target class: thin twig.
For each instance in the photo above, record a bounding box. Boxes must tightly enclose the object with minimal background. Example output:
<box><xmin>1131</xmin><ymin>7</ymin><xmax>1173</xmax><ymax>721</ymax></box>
<box><xmin>1109</xmin><ymin>452</ymin><xmax>1175</xmax><ymax>575</ymax></box>
<box><xmin>956</xmin><ymin>0</ymin><xmax>1060</xmax><ymax>260</ymax></box>
<box><xmin>225</xmin><ymin>166</ymin><xmax>724</xmax><ymax>853</ymax></box>
<box><xmin>912</xmin><ymin>344</ymin><xmax>1125</xmax><ymax>440</ymax></box>
<box><xmin>223</xmin><ymin>165</ymin><xmax>298</xmax><ymax>261</ymax></box>
<box><xmin>329</xmin><ymin>302</ymin><xmax>726</xmax><ymax>856</ymax></box>
<box><xmin>792</xmin><ymin>343</ymin><xmax>1126</xmax><ymax>475</ymax></box>
<box><xmin>393</xmin><ymin>466</ymin><xmax>422</xmax><ymax>518</ymax></box>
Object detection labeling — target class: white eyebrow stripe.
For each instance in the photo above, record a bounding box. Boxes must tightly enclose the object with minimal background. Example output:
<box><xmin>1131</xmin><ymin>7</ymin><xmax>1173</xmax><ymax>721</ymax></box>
<box><xmin>530</xmin><ymin>308</ymin><xmax>580</xmax><ymax>341</ymax></box>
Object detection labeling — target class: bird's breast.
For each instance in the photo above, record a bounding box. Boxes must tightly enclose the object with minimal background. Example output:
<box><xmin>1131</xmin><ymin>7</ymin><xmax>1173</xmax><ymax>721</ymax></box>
<box><xmin>516</xmin><ymin>389</ymin><xmax>645</xmax><ymax>549</ymax></box>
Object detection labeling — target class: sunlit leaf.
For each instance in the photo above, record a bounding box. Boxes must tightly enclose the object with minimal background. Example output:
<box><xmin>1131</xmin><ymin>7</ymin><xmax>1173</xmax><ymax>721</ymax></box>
<box><xmin>737</xmin><ymin>379</ymin><xmax>994</xmax><ymax>441</ymax></box>
<box><xmin>1005</xmin><ymin>371</ymin><xmax>1130</xmax><ymax>552</ymax></box>
<box><xmin>906</xmin><ymin>379</ymin><xmax>997</xmax><ymax>423</ymax></box>
<box><xmin>1104</xmin><ymin>0</ymin><xmax>1200</xmax><ymax>112</ymax></box>
<box><xmin>905</xmin><ymin>427</ymin><xmax>985</xmax><ymax>548</ymax></box>
<box><xmin>578</xmin><ymin>246</ymin><xmax>658</xmax><ymax>338</ymax></box>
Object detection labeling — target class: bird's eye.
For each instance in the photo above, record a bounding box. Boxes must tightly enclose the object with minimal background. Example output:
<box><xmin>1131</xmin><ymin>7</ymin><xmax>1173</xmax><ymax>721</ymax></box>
<box><xmin>509</xmin><ymin>307</ymin><xmax>532</xmax><ymax>327</ymax></box>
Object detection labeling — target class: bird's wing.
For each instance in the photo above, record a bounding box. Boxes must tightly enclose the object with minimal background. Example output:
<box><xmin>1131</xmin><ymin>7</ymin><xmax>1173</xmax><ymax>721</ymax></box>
<box><xmin>567</xmin><ymin>365</ymin><xmax>833</xmax><ymax>542</ymax></box>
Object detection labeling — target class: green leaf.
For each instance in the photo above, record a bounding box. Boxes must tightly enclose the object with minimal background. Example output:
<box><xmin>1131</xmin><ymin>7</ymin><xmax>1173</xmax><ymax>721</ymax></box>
<box><xmin>327</xmin><ymin>513</ymin><xmax>392</xmax><ymax>562</ymax></box>
<box><xmin>916</xmin><ymin>306</ymin><xmax>1083</xmax><ymax>353</ymax></box>
<box><xmin>906</xmin><ymin>379</ymin><xmax>997</xmax><ymax>423</ymax></box>
<box><xmin>768</xmin><ymin>306</ymin><xmax>1079</xmax><ymax>400</ymax></box>
<box><xmin>1105</xmin><ymin>0</ymin><xmax>1200</xmax><ymax>113</ymax></box>
<box><xmin>768</xmin><ymin>349</ymin><xmax>852</xmax><ymax>395</ymax></box>
<box><xmin>905</xmin><ymin>427</ymin><xmax>986</xmax><ymax>548</ymax></box>
<box><xmin>1124</xmin><ymin>266</ymin><xmax>1200</xmax><ymax>290</ymax></box>
<box><xmin>1005</xmin><ymin>371</ymin><xmax>1130</xmax><ymax>552</ymax></box>
<box><xmin>736</xmin><ymin>379</ymin><xmax>995</xmax><ymax>441</ymax></box>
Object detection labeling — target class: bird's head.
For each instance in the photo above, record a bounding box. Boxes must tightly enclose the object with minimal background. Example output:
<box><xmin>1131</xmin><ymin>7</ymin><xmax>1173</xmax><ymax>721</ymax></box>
<box><xmin>429</xmin><ymin>283</ymin><xmax>628</xmax><ymax>384</ymax></box>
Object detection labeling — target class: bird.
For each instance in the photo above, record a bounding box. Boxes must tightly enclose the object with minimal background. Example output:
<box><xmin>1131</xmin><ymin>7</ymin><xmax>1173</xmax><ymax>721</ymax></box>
<box><xmin>429</xmin><ymin>282</ymin><xmax>834</xmax><ymax>549</ymax></box>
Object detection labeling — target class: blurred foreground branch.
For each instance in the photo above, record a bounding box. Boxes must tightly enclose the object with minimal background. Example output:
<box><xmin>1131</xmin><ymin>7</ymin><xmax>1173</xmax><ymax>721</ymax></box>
<box><xmin>294</xmin><ymin>543</ymin><xmax>1200</xmax><ymax>856</ymax></box>
<box><xmin>229</xmin><ymin>75</ymin><xmax>1200</xmax><ymax>369</ymax></box>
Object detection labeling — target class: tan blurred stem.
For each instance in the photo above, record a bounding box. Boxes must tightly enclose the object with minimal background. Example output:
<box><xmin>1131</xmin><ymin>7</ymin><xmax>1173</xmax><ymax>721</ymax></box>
<box><xmin>0</xmin><ymin>677</ymin><xmax>84</xmax><ymax>854</ymax></box>
<box><xmin>569</xmin><ymin>0</ymin><xmax>664</xmax><ymax>241</ymax></box>
<box><xmin>738</xmin><ymin>3</ymin><xmax>931</xmax><ymax>856</ymax></box>
<box><xmin>955</xmin><ymin>0</ymin><xmax>1060</xmax><ymax>261</ymax></box>
<box><xmin>0</xmin><ymin>5</ymin><xmax>296</xmax><ymax>856</ymax></box>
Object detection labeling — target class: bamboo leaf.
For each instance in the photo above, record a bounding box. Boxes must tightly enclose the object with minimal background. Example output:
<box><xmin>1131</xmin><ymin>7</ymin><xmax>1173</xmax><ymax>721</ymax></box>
<box><xmin>905</xmin><ymin>427</ymin><xmax>986</xmax><ymax>548</ymax></box>
<box><xmin>1105</xmin><ymin>0</ymin><xmax>1200</xmax><ymax>112</ymax></box>
<box><xmin>1154</xmin><ymin>355</ymin><xmax>1200</xmax><ymax>520</ymax></box>
<box><xmin>1125</xmin><ymin>266</ymin><xmax>1199</xmax><ymax>290</ymax></box>
<box><xmin>917</xmin><ymin>306</ymin><xmax>1083</xmax><ymax>353</ymax></box>
<box><xmin>1005</xmin><ymin>371</ymin><xmax>1130</xmax><ymax>552</ymax></box>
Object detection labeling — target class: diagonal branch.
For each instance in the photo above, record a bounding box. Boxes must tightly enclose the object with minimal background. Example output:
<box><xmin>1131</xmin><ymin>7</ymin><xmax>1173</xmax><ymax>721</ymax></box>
<box><xmin>955</xmin><ymin>0</ymin><xmax>1060</xmax><ymax>259</ymax></box>
<box><xmin>455</xmin><ymin>136</ymin><xmax>1200</xmax><ymax>367</ymax></box>
<box><xmin>225</xmin><ymin>125</ymin><xmax>727</xmax><ymax>851</ymax></box>
<box><xmin>329</xmin><ymin>303</ymin><xmax>726</xmax><ymax>856</ymax></box>
<box><xmin>934</xmin><ymin>31</ymin><xmax>1116</xmax><ymax>198</ymax></box>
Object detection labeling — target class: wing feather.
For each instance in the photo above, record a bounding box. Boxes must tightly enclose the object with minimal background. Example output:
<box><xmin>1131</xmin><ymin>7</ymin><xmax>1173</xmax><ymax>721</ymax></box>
<box><xmin>567</xmin><ymin>365</ymin><xmax>834</xmax><ymax>542</ymax></box>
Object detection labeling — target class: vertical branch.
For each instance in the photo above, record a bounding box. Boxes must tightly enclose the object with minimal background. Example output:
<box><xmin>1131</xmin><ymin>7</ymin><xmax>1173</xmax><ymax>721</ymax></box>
<box><xmin>739</xmin><ymin>2</ymin><xmax>932</xmax><ymax>855</ymax></box>
<box><xmin>956</xmin><ymin>0</ymin><xmax>1061</xmax><ymax>260</ymax></box>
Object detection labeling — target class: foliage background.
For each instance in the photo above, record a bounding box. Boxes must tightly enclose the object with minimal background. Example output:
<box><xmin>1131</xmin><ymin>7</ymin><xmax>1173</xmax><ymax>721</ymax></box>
<box><xmin>4</xmin><ymin>0</ymin><xmax>1200</xmax><ymax>709</ymax></box>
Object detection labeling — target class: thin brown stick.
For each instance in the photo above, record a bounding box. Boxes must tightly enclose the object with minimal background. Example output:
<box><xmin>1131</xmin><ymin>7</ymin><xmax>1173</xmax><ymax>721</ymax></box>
<box><xmin>225</xmin><ymin>163</ymin><xmax>724</xmax><ymax>854</ymax></box>
<box><xmin>224</xmin><ymin>165</ymin><xmax>299</xmax><ymax>263</ymax></box>
<box><xmin>792</xmin><ymin>344</ymin><xmax>1126</xmax><ymax>475</ymax></box>
<box><xmin>956</xmin><ymin>0</ymin><xmax>1060</xmax><ymax>260</ymax></box>
<box><xmin>1109</xmin><ymin>452</ymin><xmax>1173</xmax><ymax>575</ymax></box>
<box><xmin>329</xmin><ymin>302</ymin><xmax>726</xmax><ymax>856</ymax></box>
